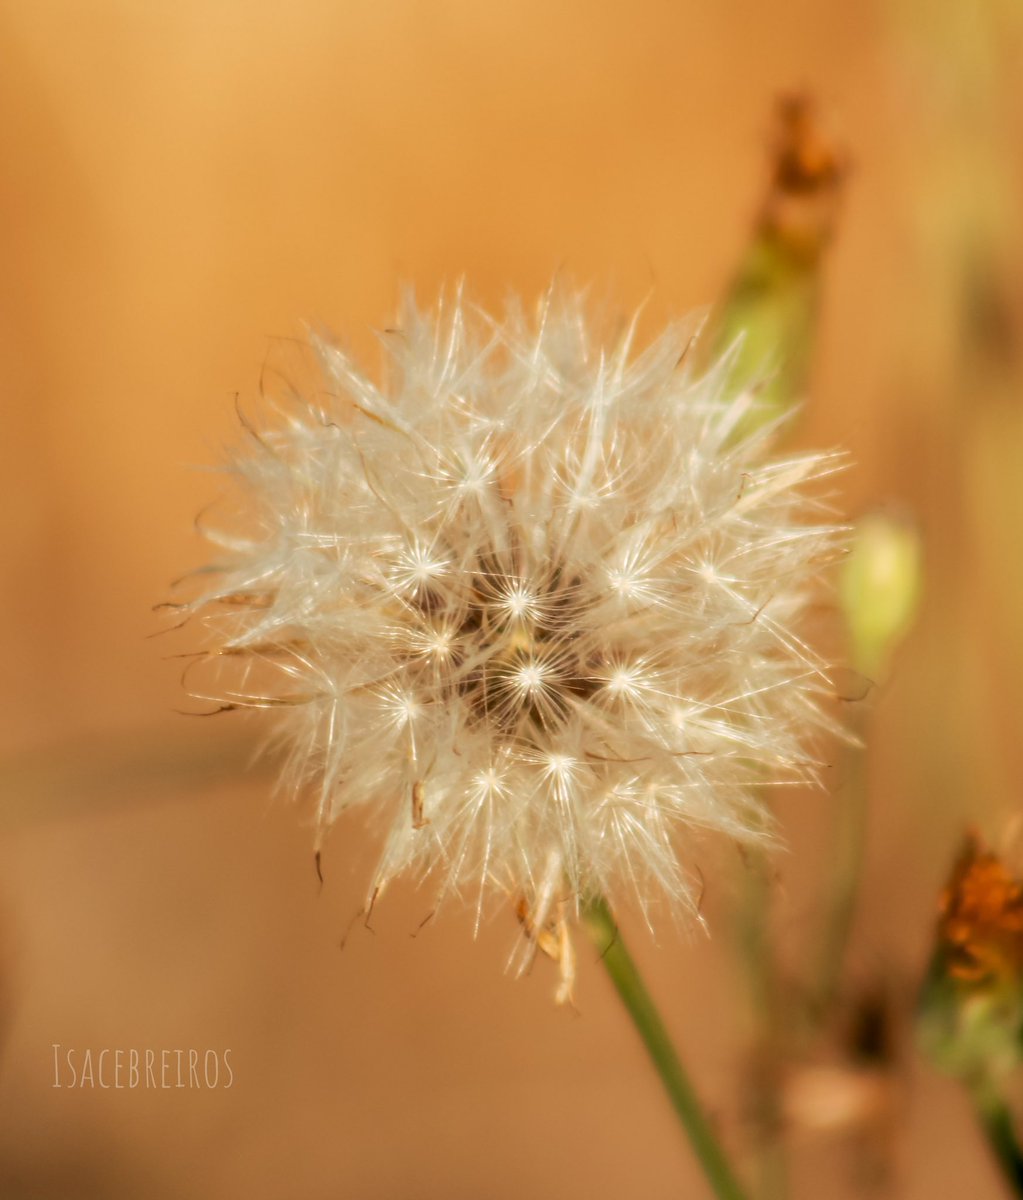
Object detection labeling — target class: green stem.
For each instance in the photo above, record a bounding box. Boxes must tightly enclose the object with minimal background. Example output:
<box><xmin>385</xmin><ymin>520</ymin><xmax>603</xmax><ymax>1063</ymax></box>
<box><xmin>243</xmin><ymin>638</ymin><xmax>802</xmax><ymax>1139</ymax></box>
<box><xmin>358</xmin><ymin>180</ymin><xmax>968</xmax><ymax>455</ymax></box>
<box><xmin>973</xmin><ymin>1083</ymin><xmax>1023</xmax><ymax>1196</ymax></box>
<box><xmin>736</xmin><ymin>848</ymin><xmax>789</xmax><ymax>1200</ymax></box>
<box><xmin>583</xmin><ymin>895</ymin><xmax>751</xmax><ymax>1200</ymax></box>
<box><xmin>813</xmin><ymin>722</ymin><xmax>869</xmax><ymax>1020</ymax></box>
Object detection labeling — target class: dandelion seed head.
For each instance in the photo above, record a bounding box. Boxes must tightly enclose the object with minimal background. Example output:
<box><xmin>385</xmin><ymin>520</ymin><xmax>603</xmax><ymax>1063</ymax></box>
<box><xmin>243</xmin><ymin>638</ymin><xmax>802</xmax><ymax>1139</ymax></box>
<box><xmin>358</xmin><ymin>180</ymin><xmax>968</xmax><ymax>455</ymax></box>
<box><xmin>187</xmin><ymin>286</ymin><xmax>844</xmax><ymax>936</ymax></box>
<box><xmin>390</xmin><ymin>539</ymin><xmax>449</xmax><ymax>594</ymax></box>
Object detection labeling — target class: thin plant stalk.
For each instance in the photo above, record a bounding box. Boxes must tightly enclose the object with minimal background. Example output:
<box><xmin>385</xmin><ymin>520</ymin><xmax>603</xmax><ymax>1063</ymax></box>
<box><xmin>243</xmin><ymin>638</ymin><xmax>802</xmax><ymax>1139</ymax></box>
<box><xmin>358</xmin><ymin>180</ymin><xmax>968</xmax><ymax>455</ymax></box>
<box><xmin>583</xmin><ymin>895</ymin><xmax>751</xmax><ymax>1200</ymax></box>
<box><xmin>736</xmin><ymin>847</ymin><xmax>789</xmax><ymax>1200</ymax></box>
<box><xmin>813</xmin><ymin>721</ymin><xmax>869</xmax><ymax>1019</ymax></box>
<box><xmin>972</xmin><ymin>1081</ymin><xmax>1023</xmax><ymax>1196</ymax></box>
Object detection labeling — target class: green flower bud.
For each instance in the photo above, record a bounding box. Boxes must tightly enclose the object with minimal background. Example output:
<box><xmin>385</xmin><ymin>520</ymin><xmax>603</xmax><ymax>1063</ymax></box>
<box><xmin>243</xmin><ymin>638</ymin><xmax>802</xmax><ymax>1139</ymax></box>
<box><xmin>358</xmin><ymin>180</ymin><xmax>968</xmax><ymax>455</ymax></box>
<box><xmin>839</xmin><ymin>512</ymin><xmax>923</xmax><ymax>680</ymax></box>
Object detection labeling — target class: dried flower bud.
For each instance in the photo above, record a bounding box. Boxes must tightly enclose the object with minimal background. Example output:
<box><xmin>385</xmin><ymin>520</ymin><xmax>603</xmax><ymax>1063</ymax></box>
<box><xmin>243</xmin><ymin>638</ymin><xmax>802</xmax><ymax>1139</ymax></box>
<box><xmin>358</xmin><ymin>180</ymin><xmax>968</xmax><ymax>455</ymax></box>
<box><xmin>706</xmin><ymin>94</ymin><xmax>848</xmax><ymax>436</ymax></box>
<box><xmin>918</xmin><ymin>832</ymin><xmax>1023</xmax><ymax>1083</ymax></box>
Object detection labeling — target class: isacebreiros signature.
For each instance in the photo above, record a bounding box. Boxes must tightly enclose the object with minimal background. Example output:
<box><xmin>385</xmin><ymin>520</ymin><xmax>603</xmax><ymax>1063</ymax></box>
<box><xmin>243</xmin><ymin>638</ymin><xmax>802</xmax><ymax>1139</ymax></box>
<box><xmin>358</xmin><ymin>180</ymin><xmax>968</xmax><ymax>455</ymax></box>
<box><xmin>52</xmin><ymin>1045</ymin><xmax>234</xmax><ymax>1089</ymax></box>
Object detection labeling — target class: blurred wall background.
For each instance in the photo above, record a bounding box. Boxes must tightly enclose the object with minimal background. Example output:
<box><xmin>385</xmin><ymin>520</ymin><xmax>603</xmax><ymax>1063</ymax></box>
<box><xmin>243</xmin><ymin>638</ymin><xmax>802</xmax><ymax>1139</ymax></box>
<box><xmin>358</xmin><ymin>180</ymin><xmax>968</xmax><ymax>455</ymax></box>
<box><xmin>0</xmin><ymin>2</ymin><xmax>1021</xmax><ymax>1197</ymax></box>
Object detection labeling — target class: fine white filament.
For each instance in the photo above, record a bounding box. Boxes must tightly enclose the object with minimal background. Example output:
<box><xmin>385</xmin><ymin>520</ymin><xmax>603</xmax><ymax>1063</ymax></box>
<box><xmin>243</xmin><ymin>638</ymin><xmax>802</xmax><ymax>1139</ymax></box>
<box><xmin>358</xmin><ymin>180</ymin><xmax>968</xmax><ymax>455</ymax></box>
<box><xmin>189</xmin><ymin>286</ymin><xmax>843</xmax><ymax>941</ymax></box>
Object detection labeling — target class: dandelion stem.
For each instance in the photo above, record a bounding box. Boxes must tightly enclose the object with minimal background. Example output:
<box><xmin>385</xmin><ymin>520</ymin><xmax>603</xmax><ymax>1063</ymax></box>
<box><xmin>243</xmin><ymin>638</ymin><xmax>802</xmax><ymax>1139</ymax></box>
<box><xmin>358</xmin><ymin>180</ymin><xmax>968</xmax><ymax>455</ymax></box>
<box><xmin>583</xmin><ymin>895</ymin><xmax>751</xmax><ymax>1200</ymax></box>
<box><xmin>972</xmin><ymin>1082</ymin><xmax>1023</xmax><ymax>1196</ymax></box>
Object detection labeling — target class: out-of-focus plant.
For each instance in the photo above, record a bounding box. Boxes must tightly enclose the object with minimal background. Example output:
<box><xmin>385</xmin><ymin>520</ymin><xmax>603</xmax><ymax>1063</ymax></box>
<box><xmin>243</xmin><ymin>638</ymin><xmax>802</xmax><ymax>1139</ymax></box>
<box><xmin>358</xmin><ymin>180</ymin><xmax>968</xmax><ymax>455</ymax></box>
<box><xmin>840</xmin><ymin>513</ymin><xmax>923</xmax><ymax>685</ymax></box>
<box><xmin>919</xmin><ymin>833</ymin><xmax>1023</xmax><ymax>1192</ymax></box>
<box><xmin>700</xmin><ymin>93</ymin><xmax>855</xmax><ymax>1200</ymax></box>
<box><xmin>705</xmin><ymin>93</ymin><xmax>846</xmax><ymax>441</ymax></box>
<box><xmin>894</xmin><ymin>5</ymin><xmax>1023</xmax><ymax>1190</ymax></box>
<box><xmin>813</xmin><ymin>512</ymin><xmax>923</xmax><ymax>1016</ymax></box>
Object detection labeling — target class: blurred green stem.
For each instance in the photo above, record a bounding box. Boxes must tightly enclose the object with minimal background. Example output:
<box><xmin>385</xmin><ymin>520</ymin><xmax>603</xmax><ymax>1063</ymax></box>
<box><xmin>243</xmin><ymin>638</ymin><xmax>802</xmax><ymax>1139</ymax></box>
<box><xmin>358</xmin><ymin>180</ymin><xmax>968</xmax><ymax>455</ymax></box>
<box><xmin>813</xmin><ymin>720</ymin><xmax>869</xmax><ymax>1018</ymax></box>
<box><xmin>972</xmin><ymin>1081</ymin><xmax>1023</xmax><ymax>1195</ymax></box>
<box><xmin>737</xmin><ymin>847</ymin><xmax>789</xmax><ymax>1200</ymax></box>
<box><xmin>583</xmin><ymin>895</ymin><xmax>751</xmax><ymax>1200</ymax></box>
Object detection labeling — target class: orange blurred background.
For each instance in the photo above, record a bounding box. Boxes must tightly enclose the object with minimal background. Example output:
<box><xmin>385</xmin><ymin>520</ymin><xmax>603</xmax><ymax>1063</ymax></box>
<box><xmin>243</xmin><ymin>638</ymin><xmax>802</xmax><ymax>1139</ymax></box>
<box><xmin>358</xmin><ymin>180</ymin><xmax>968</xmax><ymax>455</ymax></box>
<box><xmin>1</xmin><ymin>2</ymin><xmax>1022</xmax><ymax>1197</ymax></box>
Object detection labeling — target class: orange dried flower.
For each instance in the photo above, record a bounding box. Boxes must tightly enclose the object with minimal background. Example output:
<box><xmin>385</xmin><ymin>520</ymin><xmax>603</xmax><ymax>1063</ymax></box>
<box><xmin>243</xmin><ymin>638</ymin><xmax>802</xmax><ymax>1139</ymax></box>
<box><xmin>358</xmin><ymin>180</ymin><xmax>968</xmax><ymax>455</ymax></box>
<box><xmin>936</xmin><ymin>831</ymin><xmax>1023</xmax><ymax>988</ymax></box>
<box><xmin>918</xmin><ymin>832</ymin><xmax>1023</xmax><ymax>1084</ymax></box>
<box><xmin>759</xmin><ymin>93</ymin><xmax>847</xmax><ymax>263</ymax></box>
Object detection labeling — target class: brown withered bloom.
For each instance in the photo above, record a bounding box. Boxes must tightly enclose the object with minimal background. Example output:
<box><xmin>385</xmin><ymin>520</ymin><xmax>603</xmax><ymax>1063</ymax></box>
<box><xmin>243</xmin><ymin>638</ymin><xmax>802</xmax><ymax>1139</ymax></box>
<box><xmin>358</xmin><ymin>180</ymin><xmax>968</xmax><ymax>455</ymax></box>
<box><xmin>759</xmin><ymin>92</ymin><xmax>848</xmax><ymax>264</ymax></box>
<box><xmin>936</xmin><ymin>831</ymin><xmax>1023</xmax><ymax>988</ymax></box>
<box><xmin>918</xmin><ymin>830</ymin><xmax>1023</xmax><ymax>1086</ymax></box>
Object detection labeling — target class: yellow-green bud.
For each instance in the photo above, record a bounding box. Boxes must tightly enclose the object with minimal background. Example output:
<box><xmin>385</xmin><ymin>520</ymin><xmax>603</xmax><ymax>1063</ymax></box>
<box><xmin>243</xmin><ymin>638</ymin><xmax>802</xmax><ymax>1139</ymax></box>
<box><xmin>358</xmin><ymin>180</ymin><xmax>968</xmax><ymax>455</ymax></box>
<box><xmin>839</xmin><ymin>512</ymin><xmax>923</xmax><ymax>680</ymax></box>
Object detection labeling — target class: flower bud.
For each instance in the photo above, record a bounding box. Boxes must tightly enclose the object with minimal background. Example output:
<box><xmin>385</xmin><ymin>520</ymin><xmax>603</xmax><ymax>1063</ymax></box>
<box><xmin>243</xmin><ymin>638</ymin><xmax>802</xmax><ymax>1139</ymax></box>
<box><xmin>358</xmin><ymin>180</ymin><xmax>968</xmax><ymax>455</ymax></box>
<box><xmin>839</xmin><ymin>513</ymin><xmax>922</xmax><ymax>680</ymax></box>
<box><xmin>917</xmin><ymin>833</ymin><xmax>1023</xmax><ymax>1085</ymax></box>
<box><xmin>706</xmin><ymin>93</ymin><xmax>846</xmax><ymax>437</ymax></box>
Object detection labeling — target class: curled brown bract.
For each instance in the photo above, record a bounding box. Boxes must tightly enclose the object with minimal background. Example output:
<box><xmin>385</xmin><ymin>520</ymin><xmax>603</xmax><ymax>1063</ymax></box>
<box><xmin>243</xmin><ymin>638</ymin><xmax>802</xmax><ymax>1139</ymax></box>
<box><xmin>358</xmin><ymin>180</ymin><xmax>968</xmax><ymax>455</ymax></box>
<box><xmin>759</xmin><ymin>93</ymin><xmax>848</xmax><ymax>264</ymax></box>
<box><xmin>937</xmin><ymin>831</ymin><xmax>1023</xmax><ymax>986</ymax></box>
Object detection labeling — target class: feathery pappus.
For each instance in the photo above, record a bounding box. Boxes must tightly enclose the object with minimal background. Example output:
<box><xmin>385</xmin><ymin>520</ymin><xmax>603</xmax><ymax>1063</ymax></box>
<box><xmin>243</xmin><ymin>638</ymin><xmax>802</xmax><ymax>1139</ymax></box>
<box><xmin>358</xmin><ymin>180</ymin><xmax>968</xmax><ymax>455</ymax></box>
<box><xmin>182</xmin><ymin>286</ymin><xmax>844</xmax><ymax>1000</ymax></box>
